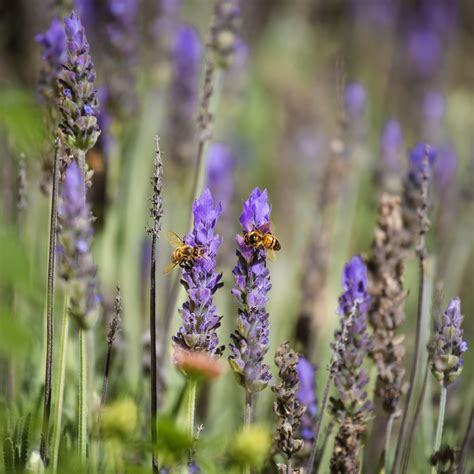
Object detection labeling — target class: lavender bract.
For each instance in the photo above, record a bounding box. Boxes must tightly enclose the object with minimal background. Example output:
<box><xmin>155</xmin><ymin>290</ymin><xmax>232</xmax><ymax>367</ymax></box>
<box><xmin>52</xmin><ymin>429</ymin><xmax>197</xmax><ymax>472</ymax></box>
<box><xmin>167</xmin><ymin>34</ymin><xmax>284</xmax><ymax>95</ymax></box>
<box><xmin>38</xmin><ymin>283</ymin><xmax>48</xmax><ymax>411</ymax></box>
<box><xmin>428</xmin><ymin>297</ymin><xmax>468</xmax><ymax>386</ymax></box>
<box><xmin>228</xmin><ymin>188</ymin><xmax>272</xmax><ymax>393</ymax></box>
<box><xmin>58</xmin><ymin>11</ymin><xmax>100</xmax><ymax>151</ymax></box>
<box><xmin>58</xmin><ymin>162</ymin><xmax>99</xmax><ymax>329</ymax></box>
<box><xmin>36</xmin><ymin>18</ymin><xmax>66</xmax><ymax>108</ymax></box>
<box><xmin>296</xmin><ymin>356</ymin><xmax>318</xmax><ymax>441</ymax></box>
<box><xmin>330</xmin><ymin>256</ymin><xmax>372</xmax><ymax>474</ymax></box>
<box><xmin>172</xmin><ymin>189</ymin><xmax>224</xmax><ymax>357</ymax></box>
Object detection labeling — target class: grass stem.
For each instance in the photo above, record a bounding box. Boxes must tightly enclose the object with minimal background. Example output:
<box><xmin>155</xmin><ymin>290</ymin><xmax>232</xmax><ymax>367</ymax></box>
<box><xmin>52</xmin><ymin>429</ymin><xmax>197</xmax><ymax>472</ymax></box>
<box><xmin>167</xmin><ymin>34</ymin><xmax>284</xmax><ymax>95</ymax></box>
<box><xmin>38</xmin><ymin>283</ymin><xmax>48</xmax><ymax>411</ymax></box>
<box><xmin>51</xmin><ymin>293</ymin><xmax>70</xmax><ymax>473</ymax></box>
<box><xmin>79</xmin><ymin>329</ymin><xmax>88</xmax><ymax>466</ymax></box>
<box><xmin>431</xmin><ymin>386</ymin><xmax>447</xmax><ymax>474</ymax></box>
<box><xmin>40</xmin><ymin>138</ymin><xmax>61</xmax><ymax>463</ymax></box>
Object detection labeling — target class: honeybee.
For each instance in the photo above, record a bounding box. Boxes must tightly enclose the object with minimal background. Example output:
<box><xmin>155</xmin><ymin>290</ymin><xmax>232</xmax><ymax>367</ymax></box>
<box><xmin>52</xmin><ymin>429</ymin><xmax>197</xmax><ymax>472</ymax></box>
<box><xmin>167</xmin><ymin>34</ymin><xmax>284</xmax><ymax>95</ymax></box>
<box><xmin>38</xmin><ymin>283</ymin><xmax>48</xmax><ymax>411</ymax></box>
<box><xmin>243</xmin><ymin>223</ymin><xmax>281</xmax><ymax>259</ymax></box>
<box><xmin>164</xmin><ymin>231</ymin><xmax>205</xmax><ymax>273</ymax></box>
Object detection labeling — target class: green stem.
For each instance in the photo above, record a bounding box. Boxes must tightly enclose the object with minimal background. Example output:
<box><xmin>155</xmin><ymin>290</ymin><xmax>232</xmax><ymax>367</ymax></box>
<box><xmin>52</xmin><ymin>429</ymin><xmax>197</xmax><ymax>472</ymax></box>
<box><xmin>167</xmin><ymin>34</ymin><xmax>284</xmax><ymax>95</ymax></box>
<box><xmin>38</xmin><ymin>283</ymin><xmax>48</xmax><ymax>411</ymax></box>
<box><xmin>431</xmin><ymin>386</ymin><xmax>447</xmax><ymax>474</ymax></box>
<box><xmin>51</xmin><ymin>294</ymin><xmax>70</xmax><ymax>473</ymax></box>
<box><xmin>187</xmin><ymin>379</ymin><xmax>198</xmax><ymax>440</ymax></box>
<box><xmin>79</xmin><ymin>329</ymin><xmax>88</xmax><ymax>465</ymax></box>
<box><xmin>243</xmin><ymin>391</ymin><xmax>253</xmax><ymax>474</ymax></box>
<box><xmin>384</xmin><ymin>414</ymin><xmax>394</xmax><ymax>474</ymax></box>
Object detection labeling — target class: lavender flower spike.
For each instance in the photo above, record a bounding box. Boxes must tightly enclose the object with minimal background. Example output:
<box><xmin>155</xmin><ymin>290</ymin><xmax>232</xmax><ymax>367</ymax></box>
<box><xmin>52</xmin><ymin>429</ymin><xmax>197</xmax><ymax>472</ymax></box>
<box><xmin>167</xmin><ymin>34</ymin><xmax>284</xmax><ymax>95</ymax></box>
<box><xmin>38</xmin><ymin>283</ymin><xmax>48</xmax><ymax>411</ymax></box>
<box><xmin>58</xmin><ymin>11</ymin><xmax>100</xmax><ymax>152</ymax></box>
<box><xmin>173</xmin><ymin>189</ymin><xmax>224</xmax><ymax>357</ymax></box>
<box><xmin>330</xmin><ymin>256</ymin><xmax>372</xmax><ymax>474</ymax></box>
<box><xmin>296</xmin><ymin>356</ymin><xmax>318</xmax><ymax>441</ymax></box>
<box><xmin>428</xmin><ymin>297</ymin><xmax>468</xmax><ymax>386</ymax></box>
<box><xmin>229</xmin><ymin>188</ymin><xmax>273</xmax><ymax>393</ymax></box>
<box><xmin>35</xmin><ymin>17</ymin><xmax>66</xmax><ymax>108</ymax></box>
<box><xmin>58</xmin><ymin>162</ymin><xmax>99</xmax><ymax>329</ymax></box>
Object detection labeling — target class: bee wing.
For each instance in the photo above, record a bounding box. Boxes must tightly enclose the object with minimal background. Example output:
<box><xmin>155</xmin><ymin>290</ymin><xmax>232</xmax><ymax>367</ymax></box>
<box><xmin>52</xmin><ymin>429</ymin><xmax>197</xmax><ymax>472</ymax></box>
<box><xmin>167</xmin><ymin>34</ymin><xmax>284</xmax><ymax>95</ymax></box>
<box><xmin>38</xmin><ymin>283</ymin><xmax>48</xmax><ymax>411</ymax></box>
<box><xmin>267</xmin><ymin>249</ymin><xmax>276</xmax><ymax>261</ymax></box>
<box><xmin>163</xmin><ymin>261</ymin><xmax>178</xmax><ymax>274</ymax></box>
<box><xmin>166</xmin><ymin>231</ymin><xmax>184</xmax><ymax>247</ymax></box>
<box><xmin>258</xmin><ymin>222</ymin><xmax>272</xmax><ymax>234</ymax></box>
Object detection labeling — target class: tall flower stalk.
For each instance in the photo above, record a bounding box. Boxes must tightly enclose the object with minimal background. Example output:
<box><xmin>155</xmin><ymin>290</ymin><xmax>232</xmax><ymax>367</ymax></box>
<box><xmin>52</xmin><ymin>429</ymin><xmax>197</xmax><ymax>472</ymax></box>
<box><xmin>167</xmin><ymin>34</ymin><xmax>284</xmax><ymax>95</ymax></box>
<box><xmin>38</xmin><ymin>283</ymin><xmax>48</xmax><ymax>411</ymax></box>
<box><xmin>392</xmin><ymin>144</ymin><xmax>435</xmax><ymax>474</ymax></box>
<box><xmin>307</xmin><ymin>256</ymin><xmax>372</xmax><ymax>473</ymax></box>
<box><xmin>229</xmin><ymin>188</ymin><xmax>273</xmax><ymax>419</ymax></box>
<box><xmin>272</xmin><ymin>342</ymin><xmax>305</xmax><ymax>473</ymax></box>
<box><xmin>172</xmin><ymin>188</ymin><xmax>223</xmax><ymax>467</ymax></box>
<box><xmin>147</xmin><ymin>137</ymin><xmax>164</xmax><ymax>473</ymax></box>
<box><xmin>428</xmin><ymin>297</ymin><xmax>467</xmax><ymax>472</ymax></box>
<box><xmin>57</xmin><ymin>161</ymin><xmax>100</xmax><ymax>465</ymax></box>
<box><xmin>366</xmin><ymin>193</ymin><xmax>408</xmax><ymax>469</ymax></box>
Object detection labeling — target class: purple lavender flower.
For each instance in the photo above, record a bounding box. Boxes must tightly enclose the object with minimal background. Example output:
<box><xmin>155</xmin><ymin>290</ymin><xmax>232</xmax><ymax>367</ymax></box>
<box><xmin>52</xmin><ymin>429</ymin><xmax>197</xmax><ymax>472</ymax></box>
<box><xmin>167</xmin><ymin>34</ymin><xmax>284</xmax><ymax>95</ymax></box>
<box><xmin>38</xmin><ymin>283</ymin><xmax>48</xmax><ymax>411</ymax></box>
<box><xmin>58</xmin><ymin>11</ymin><xmax>100</xmax><ymax>151</ymax></box>
<box><xmin>407</xmin><ymin>27</ymin><xmax>441</xmax><ymax>77</ymax></box>
<box><xmin>296</xmin><ymin>356</ymin><xmax>318</xmax><ymax>440</ymax></box>
<box><xmin>103</xmin><ymin>0</ymin><xmax>138</xmax><ymax>119</ymax></box>
<box><xmin>381</xmin><ymin>119</ymin><xmax>403</xmax><ymax>175</ymax></box>
<box><xmin>423</xmin><ymin>91</ymin><xmax>445</xmax><ymax>124</ymax></box>
<box><xmin>344</xmin><ymin>82</ymin><xmax>366</xmax><ymax>119</ymax></box>
<box><xmin>428</xmin><ymin>297</ymin><xmax>468</xmax><ymax>386</ymax></box>
<box><xmin>35</xmin><ymin>17</ymin><xmax>66</xmax><ymax>107</ymax></box>
<box><xmin>408</xmin><ymin>143</ymin><xmax>436</xmax><ymax>183</ymax></box>
<box><xmin>58</xmin><ymin>162</ymin><xmax>99</xmax><ymax>329</ymax></box>
<box><xmin>337</xmin><ymin>256</ymin><xmax>371</xmax><ymax>317</ymax></box>
<box><xmin>228</xmin><ymin>188</ymin><xmax>273</xmax><ymax>393</ymax></box>
<box><xmin>206</xmin><ymin>143</ymin><xmax>236</xmax><ymax>210</ymax></box>
<box><xmin>168</xmin><ymin>25</ymin><xmax>203</xmax><ymax>166</ymax></box>
<box><xmin>329</xmin><ymin>257</ymin><xmax>373</xmax><ymax>473</ymax></box>
<box><xmin>172</xmin><ymin>189</ymin><xmax>224</xmax><ymax>357</ymax></box>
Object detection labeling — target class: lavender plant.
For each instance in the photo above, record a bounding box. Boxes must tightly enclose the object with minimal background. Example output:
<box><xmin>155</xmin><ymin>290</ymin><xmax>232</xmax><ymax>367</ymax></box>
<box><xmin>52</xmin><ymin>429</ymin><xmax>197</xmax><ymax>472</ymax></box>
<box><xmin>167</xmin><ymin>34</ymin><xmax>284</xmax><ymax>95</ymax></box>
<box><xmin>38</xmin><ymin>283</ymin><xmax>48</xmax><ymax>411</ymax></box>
<box><xmin>35</xmin><ymin>18</ymin><xmax>66</xmax><ymax>114</ymax></box>
<box><xmin>392</xmin><ymin>144</ymin><xmax>435</xmax><ymax>474</ymax></box>
<box><xmin>58</xmin><ymin>11</ymin><xmax>100</xmax><ymax>153</ymax></box>
<box><xmin>57</xmin><ymin>161</ymin><xmax>100</xmax><ymax>464</ymax></box>
<box><xmin>328</xmin><ymin>256</ymin><xmax>373</xmax><ymax>474</ymax></box>
<box><xmin>148</xmin><ymin>137</ymin><xmax>164</xmax><ymax>473</ymax></box>
<box><xmin>272</xmin><ymin>342</ymin><xmax>305</xmax><ymax>473</ymax></box>
<box><xmin>172</xmin><ymin>188</ymin><xmax>224</xmax><ymax>357</ymax></box>
<box><xmin>229</xmin><ymin>188</ymin><xmax>273</xmax><ymax>396</ymax></box>
<box><xmin>428</xmin><ymin>297</ymin><xmax>468</xmax><ymax>469</ymax></box>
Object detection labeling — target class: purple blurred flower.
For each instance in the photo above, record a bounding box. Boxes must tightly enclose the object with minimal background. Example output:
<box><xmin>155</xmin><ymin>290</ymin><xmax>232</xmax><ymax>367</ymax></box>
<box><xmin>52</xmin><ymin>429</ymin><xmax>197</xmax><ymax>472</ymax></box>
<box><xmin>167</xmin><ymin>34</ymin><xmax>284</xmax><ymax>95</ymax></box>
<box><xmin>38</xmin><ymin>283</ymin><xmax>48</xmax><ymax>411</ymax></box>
<box><xmin>229</xmin><ymin>188</ymin><xmax>273</xmax><ymax>392</ymax></box>
<box><xmin>344</xmin><ymin>82</ymin><xmax>366</xmax><ymax>119</ymax></box>
<box><xmin>58</xmin><ymin>162</ymin><xmax>100</xmax><ymax>329</ymax></box>
<box><xmin>408</xmin><ymin>143</ymin><xmax>436</xmax><ymax>183</ymax></box>
<box><xmin>423</xmin><ymin>90</ymin><xmax>445</xmax><ymax>124</ymax></box>
<box><xmin>103</xmin><ymin>0</ymin><xmax>138</xmax><ymax>118</ymax></box>
<box><xmin>434</xmin><ymin>143</ymin><xmax>457</xmax><ymax>190</ymax></box>
<box><xmin>35</xmin><ymin>17</ymin><xmax>66</xmax><ymax>107</ymax></box>
<box><xmin>58</xmin><ymin>11</ymin><xmax>100</xmax><ymax>151</ymax></box>
<box><xmin>428</xmin><ymin>297</ymin><xmax>468</xmax><ymax>385</ymax></box>
<box><xmin>381</xmin><ymin>119</ymin><xmax>403</xmax><ymax>174</ymax></box>
<box><xmin>296</xmin><ymin>356</ymin><xmax>318</xmax><ymax>440</ymax></box>
<box><xmin>173</xmin><ymin>189</ymin><xmax>224</xmax><ymax>357</ymax></box>
<box><xmin>206</xmin><ymin>143</ymin><xmax>236</xmax><ymax>210</ymax></box>
<box><xmin>168</xmin><ymin>25</ymin><xmax>203</xmax><ymax>166</ymax></box>
<box><xmin>338</xmin><ymin>256</ymin><xmax>371</xmax><ymax>316</ymax></box>
<box><xmin>408</xmin><ymin>27</ymin><xmax>441</xmax><ymax>77</ymax></box>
